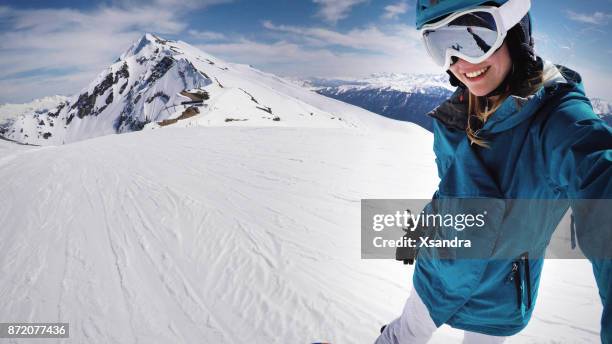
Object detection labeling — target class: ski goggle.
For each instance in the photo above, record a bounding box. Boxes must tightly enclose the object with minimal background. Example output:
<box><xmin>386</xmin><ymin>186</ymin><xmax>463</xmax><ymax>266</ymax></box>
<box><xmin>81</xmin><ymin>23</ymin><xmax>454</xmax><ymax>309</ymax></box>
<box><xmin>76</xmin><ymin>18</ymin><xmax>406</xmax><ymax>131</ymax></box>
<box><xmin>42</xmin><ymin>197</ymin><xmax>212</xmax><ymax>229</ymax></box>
<box><xmin>421</xmin><ymin>0</ymin><xmax>531</xmax><ymax>70</ymax></box>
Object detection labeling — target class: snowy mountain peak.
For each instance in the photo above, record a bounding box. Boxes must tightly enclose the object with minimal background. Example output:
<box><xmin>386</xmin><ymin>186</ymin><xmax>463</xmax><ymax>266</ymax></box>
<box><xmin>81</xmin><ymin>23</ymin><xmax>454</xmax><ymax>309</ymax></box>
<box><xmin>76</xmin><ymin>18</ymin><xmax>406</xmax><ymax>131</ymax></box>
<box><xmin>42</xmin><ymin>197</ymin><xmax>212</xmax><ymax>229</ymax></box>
<box><xmin>120</xmin><ymin>33</ymin><xmax>174</xmax><ymax>60</ymax></box>
<box><xmin>2</xmin><ymin>33</ymin><xmax>397</xmax><ymax>146</ymax></box>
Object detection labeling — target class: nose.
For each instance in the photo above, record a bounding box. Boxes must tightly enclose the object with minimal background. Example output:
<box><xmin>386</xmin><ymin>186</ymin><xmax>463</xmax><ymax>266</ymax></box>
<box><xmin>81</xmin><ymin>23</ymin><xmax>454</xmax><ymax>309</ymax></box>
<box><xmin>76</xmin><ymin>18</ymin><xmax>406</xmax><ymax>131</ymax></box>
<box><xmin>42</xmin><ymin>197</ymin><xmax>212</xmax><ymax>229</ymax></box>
<box><xmin>450</xmin><ymin>57</ymin><xmax>480</xmax><ymax>72</ymax></box>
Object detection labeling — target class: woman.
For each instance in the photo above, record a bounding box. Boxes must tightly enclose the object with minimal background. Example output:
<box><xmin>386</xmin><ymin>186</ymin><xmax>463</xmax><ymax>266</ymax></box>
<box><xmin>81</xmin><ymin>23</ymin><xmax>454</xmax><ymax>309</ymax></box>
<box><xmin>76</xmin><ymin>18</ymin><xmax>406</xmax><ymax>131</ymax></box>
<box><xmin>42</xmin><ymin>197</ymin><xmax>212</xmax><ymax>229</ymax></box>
<box><xmin>376</xmin><ymin>0</ymin><xmax>611</xmax><ymax>343</ymax></box>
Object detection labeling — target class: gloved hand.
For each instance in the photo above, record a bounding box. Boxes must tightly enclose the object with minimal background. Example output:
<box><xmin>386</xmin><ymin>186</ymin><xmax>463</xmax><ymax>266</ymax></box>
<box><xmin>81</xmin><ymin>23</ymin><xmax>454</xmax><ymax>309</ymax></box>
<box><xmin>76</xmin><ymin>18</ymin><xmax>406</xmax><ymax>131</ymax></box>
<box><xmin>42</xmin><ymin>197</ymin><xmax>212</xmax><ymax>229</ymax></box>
<box><xmin>395</xmin><ymin>209</ymin><xmax>426</xmax><ymax>265</ymax></box>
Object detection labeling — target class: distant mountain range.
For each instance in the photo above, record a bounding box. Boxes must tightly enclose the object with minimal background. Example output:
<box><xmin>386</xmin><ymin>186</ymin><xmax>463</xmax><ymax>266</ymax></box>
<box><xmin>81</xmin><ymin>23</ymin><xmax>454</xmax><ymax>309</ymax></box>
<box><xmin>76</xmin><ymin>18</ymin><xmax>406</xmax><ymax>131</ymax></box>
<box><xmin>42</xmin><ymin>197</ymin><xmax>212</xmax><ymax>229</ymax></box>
<box><xmin>591</xmin><ymin>98</ymin><xmax>612</xmax><ymax>126</ymax></box>
<box><xmin>303</xmin><ymin>73</ymin><xmax>454</xmax><ymax>131</ymax></box>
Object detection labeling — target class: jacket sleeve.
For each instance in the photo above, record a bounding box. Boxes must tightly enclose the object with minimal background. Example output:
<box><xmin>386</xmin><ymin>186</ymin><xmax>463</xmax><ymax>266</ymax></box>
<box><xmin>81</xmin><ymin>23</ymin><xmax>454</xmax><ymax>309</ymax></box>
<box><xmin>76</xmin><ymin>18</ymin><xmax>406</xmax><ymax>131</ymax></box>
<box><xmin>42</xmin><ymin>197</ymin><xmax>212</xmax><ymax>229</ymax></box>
<box><xmin>541</xmin><ymin>95</ymin><xmax>612</xmax><ymax>343</ymax></box>
<box><xmin>431</xmin><ymin>117</ymin><xmax>462</xmax><ymax>181</ymax></box>
<box><xmin>395</xmin><ymin>120</ymin><xmax>446</xmax><ymax>264</ymax></box>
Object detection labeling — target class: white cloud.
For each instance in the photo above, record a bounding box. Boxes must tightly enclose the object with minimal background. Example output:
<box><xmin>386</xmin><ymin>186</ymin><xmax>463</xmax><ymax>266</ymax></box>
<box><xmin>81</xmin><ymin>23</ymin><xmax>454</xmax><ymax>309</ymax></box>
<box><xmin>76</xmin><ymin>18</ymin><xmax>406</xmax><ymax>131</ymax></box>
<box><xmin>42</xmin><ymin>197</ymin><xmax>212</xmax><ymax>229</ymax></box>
<box><xmin>382</xmin><ymin>1</ymin><xmax>409</xmax><ymax>20</ymax></box>
<box><xmin>566</xmin><ymin>10</ymin><xmax>612</xmax><ymax>25</ymax></box>
<box><xmin>196</xmin><ymin>20</ymin><xmax>439</xmax><ymax>79</ymax></box>
<box><xmin>262</xmin><ymin>20</ymin><xmax>422</xmax><ymax>54</ymax></box>
<box><xmin>312</xmin><ymin>0</ymin><xmax>367</xmax><ymax>24</ymax></box>
<box><xmin>0</xmin><ymin>2</ymin><xmax>227</xmax><ymax>103</ymax></box>
<box><xmin>199</xmin><ymin>38</ymin><xmax>438</xmax><ymax>79</ymax></box>
<box><xmin>188</xmin><ymin>29</ymin><xmax>227</xmax><ymax>41</ymax></box>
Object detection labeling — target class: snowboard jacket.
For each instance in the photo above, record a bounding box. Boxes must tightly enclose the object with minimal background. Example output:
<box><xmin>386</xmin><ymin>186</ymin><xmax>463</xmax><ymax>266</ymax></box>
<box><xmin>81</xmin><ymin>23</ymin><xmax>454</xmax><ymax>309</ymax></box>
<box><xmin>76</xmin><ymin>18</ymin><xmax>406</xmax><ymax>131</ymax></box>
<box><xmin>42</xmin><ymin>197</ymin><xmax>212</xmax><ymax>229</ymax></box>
<box><xmin>412</xmin><ymin>61</ymin><xmax>612</xmax><ymax>342</ymax></box>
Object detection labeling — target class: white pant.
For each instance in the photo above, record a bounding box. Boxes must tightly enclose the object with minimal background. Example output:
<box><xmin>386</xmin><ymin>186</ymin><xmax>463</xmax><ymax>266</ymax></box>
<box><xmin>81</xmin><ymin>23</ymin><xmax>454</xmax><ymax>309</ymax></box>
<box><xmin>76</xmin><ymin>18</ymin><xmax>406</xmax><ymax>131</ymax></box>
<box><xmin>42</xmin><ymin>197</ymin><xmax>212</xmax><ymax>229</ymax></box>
<box><xmin>375</xmin><ymin>289</ymin><xmax>507</xmax><ymax>344</ymax></box>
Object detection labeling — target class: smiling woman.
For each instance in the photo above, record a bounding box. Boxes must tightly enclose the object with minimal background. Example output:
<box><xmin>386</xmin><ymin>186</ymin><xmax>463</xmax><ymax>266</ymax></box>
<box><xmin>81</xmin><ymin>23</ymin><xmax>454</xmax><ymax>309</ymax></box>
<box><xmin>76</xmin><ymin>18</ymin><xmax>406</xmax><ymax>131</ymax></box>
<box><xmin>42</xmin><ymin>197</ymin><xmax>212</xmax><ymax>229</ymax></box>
<box><xmin>376</xmin><ymin>0</ymin><xmax>612</xmax><ymax>343</ymax></box>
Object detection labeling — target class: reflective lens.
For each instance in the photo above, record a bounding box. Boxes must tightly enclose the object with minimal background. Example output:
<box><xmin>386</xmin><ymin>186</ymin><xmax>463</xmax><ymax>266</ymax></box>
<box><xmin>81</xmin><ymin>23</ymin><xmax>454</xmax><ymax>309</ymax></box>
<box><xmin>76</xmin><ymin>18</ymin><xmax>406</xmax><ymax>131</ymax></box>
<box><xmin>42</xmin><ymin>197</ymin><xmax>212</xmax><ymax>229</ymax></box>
<box><xmin>423</xmin><ymin>12</ymin><xmax>499</xmax><ymax>67</ymax></box>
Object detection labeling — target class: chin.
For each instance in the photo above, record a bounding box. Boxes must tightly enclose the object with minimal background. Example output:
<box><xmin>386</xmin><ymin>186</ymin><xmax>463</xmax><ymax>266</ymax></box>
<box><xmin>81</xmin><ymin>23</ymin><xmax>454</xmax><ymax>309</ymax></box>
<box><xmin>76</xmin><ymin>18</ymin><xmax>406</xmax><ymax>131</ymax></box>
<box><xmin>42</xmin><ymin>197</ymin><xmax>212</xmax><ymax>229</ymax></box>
<box><xmin>462</xmin><ymin>82</ymin><xmax>496</xmax><ymax>97</ymax></box>
<box><xmin>469</xmin><ymin>88</ymin><xmax>492</xmax><ymax>97</ymax></box>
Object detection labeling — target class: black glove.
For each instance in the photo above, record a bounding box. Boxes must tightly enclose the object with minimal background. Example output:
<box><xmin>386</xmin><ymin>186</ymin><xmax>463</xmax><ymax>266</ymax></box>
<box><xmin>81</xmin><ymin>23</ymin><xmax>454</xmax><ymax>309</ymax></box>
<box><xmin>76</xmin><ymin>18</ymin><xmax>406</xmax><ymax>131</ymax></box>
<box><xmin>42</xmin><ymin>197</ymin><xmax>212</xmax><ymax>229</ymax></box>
<box><xmin>395</xmin><ymin>209</ymin><xmax>426</xmax><ymax>265</ymax></box>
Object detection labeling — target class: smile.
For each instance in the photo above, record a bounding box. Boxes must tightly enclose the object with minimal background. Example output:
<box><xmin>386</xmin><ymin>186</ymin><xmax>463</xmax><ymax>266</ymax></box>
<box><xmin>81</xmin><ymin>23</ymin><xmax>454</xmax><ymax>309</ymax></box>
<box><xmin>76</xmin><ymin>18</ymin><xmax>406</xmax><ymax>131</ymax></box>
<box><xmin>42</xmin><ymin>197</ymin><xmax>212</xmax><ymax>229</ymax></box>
<box><xmin>464</xmin><ymin>66</ymin><xmax>490</xmax><ymax>79</ymax></box>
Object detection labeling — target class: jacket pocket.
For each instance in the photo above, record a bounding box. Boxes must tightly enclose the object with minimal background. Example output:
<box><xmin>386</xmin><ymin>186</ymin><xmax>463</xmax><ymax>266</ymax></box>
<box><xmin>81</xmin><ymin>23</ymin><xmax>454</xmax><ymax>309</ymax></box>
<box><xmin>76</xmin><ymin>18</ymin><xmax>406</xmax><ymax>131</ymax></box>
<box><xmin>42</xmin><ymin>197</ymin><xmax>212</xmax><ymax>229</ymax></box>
<box><xmin>505</xmin><ymin>252</ymin><xmax>532</xmax><ymax>314</ymax></box>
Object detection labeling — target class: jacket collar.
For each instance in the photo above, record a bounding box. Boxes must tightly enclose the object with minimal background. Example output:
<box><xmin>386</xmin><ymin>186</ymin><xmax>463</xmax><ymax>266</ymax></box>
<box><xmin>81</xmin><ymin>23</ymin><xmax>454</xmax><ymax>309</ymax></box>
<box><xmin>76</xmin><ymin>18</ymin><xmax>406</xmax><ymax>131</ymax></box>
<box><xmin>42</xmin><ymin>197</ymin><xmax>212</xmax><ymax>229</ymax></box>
<box><xmin>427</xmin><ymin>61</ymin><xmax>584</xmax><ymax>134</ymax></box>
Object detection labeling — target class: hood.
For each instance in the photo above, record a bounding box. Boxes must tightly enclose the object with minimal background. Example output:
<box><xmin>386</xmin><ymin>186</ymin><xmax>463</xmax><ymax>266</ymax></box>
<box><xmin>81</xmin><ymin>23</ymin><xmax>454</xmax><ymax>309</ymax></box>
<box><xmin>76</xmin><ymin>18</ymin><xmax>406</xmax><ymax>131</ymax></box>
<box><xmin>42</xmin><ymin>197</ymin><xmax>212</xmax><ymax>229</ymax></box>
<box><xmin>428</xmin><ymin>61</ymin><xmax>585</xmax><ymax>135</ymax></box>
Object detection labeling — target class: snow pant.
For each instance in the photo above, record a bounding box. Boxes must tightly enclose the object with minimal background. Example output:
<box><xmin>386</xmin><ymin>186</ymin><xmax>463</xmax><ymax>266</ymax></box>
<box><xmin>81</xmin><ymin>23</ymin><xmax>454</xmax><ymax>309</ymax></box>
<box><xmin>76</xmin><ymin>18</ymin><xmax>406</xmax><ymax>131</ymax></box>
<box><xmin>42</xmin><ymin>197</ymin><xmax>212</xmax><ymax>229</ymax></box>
<box><xmin>375</xmin><ymin>289</ymin><xmax>507</xmax><ymax>344</ymax></box>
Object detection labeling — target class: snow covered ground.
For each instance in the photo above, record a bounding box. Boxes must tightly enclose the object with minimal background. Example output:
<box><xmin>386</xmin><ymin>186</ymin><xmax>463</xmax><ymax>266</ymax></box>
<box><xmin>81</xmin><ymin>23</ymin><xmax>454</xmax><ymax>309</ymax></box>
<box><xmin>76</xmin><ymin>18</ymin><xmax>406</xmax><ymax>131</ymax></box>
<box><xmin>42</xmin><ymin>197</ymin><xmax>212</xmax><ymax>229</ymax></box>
<box><xmin>0</xmin><ymin>124</ymin><xmax>602</xmax><ymax>343</ymax></box>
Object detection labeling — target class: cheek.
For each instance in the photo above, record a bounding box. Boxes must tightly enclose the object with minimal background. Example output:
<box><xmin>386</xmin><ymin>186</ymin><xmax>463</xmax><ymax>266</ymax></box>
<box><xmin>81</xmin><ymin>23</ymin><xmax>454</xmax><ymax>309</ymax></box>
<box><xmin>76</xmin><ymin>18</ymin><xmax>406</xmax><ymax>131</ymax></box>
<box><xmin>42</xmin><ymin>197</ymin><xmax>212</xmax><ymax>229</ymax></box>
<box><xmin>492</xmin><ymin>48</ymin><xmax>512</xmax><ymax>77</ymax></box>
<box><xmin>449</xmin><ymin>66</ymin><xmax>462</xmax><ymax>79</ymax></box>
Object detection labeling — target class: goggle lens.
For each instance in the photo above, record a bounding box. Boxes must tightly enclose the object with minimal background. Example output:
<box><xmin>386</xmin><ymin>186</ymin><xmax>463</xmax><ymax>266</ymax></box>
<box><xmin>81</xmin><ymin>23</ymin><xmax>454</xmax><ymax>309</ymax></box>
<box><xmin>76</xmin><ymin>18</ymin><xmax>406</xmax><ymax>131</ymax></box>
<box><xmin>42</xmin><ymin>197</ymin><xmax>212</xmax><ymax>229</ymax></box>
<box><xmin>423</xmin><ymin>11</ymin><xmax>499</xmax><ymax>68</ymax></box>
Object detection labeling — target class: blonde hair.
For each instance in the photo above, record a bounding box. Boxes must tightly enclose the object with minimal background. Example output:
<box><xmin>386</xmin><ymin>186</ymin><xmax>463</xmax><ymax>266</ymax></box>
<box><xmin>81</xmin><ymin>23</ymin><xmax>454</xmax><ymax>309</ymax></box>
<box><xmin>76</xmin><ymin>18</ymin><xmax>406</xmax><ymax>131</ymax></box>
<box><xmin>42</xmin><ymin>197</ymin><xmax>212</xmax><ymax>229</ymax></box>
<box><xmin>466</xmin><ymin>68</ymin><xmax>551</xmax><ymax>147</ymax></box>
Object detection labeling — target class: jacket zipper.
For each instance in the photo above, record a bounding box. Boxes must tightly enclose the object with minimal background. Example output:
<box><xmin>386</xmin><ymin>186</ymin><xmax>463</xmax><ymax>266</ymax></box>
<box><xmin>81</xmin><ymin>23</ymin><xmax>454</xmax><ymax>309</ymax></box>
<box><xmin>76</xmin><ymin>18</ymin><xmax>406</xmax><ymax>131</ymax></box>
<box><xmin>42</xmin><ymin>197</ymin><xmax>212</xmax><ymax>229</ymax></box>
<box><xmin>520</xmin><ymin>252</ymin><xmax>532</xmax><ymax>309</ymax></box>
<box><xmin>506</xmin><ymin>252</ymin><xmax>532</xmax><ymax>311</ymax></box>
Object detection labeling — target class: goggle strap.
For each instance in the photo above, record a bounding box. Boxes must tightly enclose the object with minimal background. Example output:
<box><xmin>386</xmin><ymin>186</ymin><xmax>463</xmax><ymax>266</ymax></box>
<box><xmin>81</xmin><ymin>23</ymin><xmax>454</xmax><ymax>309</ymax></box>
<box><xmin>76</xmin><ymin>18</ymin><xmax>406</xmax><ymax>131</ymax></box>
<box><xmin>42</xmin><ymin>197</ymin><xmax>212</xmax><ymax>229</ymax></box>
<box><xmin>498</xmin><ymin>0</ymin><xmax>531</xmax><ymax>32</ymax></box>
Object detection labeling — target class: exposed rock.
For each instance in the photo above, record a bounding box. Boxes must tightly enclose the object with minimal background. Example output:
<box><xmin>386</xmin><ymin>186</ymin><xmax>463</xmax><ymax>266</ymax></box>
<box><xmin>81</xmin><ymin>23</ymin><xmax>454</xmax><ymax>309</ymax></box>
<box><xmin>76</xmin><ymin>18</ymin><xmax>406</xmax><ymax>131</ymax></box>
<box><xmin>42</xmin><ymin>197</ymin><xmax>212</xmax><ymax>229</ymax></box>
<box><xmin>94</xmin><ymin>74</ymin><xmax>114</xmax><ymax>97</ymax></box>
<box><xmin>146</xmin><ymin>56</ymin><xmax>174</xmax><ymax>84</ymax></box>
<box><xmin>146</xmin><ymin>91</ymin><xmax>170</xmax><ymax>104</ymax></box>
<box><xmin>239</xmin><ymin>88</ymin><xmax>258</xmax><ymax>104</ymax></box>
<box><xmin>105</xmin><ymin>92</ymin><xmax>114</xmax><ymax>105</ymax></box>
<box><xmin>48</xmin><ymin>102</ymin><xmax>67</xmax><ymax>118</ymax></box>
<box><xmin>119</xmin><ymin>82</ymin><xmax>128</xmax><ymax>94</ymax></box>
<box><xmin>157</xmin><ymin>106</ymin><xmax>199</xmax><ymax>127</ymax></box>
<box><xmin>257</xmin><ymin>106</ymin><xmax>272</xmax><ymax>114</ymax></box>
<box><xmin>180</xmin><ymin>90</ymin><xmax>209</xmax><ymax>101</ymax></box>
<box><xmin>69</xmin><ymin>73</ymin><xmax>115</xmax><ymax>120</ymax></box>
<box><xmin>71</xmin><ymin>92</ymin><xmax>96</xmax><ymax>119</ymax></box>
<box><xmin>114</xmin><ymin>62</ymin><xmax>129</xmax><ymax>83</ymax></box>
<box><xmin>114</xmin><ymin>114</ymin><xmax>148</xmax><ymax>132</ymax></box>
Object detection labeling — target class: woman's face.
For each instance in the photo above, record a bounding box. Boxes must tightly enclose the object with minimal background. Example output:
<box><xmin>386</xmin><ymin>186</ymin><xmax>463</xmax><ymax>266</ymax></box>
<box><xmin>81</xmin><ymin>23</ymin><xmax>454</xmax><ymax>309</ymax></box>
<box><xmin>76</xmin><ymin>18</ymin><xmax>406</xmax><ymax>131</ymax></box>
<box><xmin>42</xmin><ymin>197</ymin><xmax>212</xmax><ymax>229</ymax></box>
<box><xmin>449</xmin><ymin>42</ymin><xmax>512</xmax><ymax>97</ymax></box>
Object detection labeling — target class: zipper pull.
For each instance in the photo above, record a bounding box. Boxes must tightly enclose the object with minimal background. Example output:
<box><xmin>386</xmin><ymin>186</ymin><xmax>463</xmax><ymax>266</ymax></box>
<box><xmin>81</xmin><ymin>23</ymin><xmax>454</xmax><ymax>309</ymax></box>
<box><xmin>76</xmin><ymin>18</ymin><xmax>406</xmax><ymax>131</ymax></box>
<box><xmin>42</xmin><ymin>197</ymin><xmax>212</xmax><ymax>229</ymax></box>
<box><xmin>505</xmin><ymin>262</ymin><xmax>519</xmax><ymax>284</ymax></box>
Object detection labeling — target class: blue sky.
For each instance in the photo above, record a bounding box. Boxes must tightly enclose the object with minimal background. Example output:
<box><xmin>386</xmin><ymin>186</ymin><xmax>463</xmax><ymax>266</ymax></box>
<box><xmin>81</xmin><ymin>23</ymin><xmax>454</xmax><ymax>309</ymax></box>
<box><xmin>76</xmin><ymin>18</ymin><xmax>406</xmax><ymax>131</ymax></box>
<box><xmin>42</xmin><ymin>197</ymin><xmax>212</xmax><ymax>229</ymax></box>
<box><xmin>0</xmin><ymin>0</ymin><xmax>611</xmax><ymax>103</ymax></box>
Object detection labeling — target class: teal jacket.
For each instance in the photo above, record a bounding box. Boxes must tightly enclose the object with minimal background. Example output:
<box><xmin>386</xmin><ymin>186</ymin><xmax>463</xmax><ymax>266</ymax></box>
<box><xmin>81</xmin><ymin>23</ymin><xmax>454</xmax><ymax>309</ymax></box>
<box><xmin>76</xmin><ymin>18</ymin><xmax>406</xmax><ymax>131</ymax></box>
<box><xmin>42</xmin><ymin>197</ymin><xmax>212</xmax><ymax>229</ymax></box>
<box><xmin>413</xmin><ymin>64</ymin><xmax>612</xmax><ymax>342</ymax></box>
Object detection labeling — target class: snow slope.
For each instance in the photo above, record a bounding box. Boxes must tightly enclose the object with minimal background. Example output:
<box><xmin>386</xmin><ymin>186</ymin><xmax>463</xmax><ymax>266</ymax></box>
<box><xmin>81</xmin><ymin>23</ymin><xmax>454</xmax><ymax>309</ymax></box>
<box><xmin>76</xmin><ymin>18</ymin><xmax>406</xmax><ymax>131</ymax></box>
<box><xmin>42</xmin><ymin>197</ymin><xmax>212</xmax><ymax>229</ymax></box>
<box><xmin>0</xmin><ymin>125</ymin><xmax>602</xmax><ymax>343</ymax></box>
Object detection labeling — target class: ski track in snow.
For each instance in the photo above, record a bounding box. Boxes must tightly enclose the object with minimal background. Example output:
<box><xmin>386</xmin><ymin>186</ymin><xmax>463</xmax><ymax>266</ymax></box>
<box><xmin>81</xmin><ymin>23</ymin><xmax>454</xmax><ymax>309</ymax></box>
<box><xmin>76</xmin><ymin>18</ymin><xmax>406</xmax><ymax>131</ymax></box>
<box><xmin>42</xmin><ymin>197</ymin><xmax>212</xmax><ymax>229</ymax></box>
<box><xmin>0</xmin><ymin>126</ymin><xmax>602</xmax><ymax>344</ymax></box>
